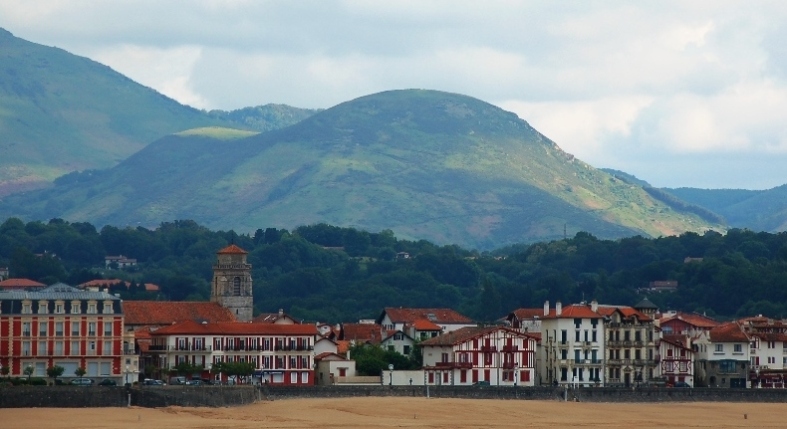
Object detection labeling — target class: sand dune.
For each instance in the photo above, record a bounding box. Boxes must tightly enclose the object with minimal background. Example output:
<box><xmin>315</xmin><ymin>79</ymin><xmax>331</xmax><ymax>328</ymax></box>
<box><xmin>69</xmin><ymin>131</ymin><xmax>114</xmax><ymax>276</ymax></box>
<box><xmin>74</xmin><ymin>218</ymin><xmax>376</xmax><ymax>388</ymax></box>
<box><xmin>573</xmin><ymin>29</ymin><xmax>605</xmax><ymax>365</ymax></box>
<box><xmin>1</xmin><ymin>397</ymin><xmax>781</xmax><ymax>429</ymax></box>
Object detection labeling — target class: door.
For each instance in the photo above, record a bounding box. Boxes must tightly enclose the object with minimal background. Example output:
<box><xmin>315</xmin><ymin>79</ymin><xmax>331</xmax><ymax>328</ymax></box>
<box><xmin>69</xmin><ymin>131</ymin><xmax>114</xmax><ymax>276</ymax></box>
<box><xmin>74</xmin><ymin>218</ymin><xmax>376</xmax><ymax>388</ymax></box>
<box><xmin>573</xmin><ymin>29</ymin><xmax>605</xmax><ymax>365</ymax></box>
<box><xmin>624</xmin><ymin>372</ymin><xmax>631</xmax><ymax>387</ymax></box>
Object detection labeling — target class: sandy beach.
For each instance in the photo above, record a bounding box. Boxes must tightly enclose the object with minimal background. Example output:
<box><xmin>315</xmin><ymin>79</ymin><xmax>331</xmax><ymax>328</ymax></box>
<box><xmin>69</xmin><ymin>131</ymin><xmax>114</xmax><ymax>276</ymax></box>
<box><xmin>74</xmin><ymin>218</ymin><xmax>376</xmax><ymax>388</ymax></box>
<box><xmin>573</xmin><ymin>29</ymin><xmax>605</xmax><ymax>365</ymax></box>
<box><xmin>1</xmin><ymin>397</ymin><xmax>783</xmax><ymax>429</ymax></box>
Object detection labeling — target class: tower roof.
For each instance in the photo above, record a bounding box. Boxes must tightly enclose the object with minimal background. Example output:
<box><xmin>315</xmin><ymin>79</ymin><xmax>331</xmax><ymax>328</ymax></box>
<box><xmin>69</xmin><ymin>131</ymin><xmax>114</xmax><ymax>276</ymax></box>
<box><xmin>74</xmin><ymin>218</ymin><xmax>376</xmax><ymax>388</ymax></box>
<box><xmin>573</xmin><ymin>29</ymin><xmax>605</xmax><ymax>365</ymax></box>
<box><xmin>217</xmin><ymin>244</ymin><xmax>248</xmax><ymax>254</ymax></box>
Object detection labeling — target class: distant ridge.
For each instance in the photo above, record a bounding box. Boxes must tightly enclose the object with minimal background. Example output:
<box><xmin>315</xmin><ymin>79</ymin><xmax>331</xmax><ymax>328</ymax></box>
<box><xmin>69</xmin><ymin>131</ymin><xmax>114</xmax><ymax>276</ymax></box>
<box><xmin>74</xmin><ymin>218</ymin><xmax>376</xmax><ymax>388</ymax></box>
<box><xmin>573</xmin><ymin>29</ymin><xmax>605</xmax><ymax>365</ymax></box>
<box><xmin>0</xmin><ymin>89</ymin><xmax>721</xmax><ymax>249</ymax></box>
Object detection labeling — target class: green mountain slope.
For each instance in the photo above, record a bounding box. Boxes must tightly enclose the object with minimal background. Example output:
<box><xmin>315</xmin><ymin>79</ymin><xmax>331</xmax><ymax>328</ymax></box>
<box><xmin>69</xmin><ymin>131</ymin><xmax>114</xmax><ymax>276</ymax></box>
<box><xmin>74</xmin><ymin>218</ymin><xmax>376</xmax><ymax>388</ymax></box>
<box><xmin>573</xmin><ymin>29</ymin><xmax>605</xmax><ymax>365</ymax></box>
<box><xmin>0</xmin><ymin>28</ymin><xmax>317</xmax><ymax>196</ymax></box>
<box><xmin>1</xmin><ymin>90</ymin><xmax>720</xmax><ymax>248</ymax></box>
<box><xmin>667</xmin><ymin>186</ymin><xmax>787</xmax><ymax>231</ymax></box>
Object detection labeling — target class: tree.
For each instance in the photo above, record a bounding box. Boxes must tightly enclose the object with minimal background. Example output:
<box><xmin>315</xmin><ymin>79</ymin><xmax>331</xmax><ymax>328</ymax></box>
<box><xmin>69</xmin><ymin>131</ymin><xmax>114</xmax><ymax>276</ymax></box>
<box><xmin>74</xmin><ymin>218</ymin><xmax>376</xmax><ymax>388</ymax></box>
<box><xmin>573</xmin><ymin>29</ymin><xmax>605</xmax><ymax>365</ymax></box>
<box><xmin>47</xmin><ymin>365</ymin><xmax>65</xmax><ymax>384</ymax></box>
<box><xmin>23</xmin><ymin>365</ymin><xmax>34</xmax><ymax>381</ymax></box>
<box><xmin>75</xmin><ymin>366</ymin><xmax>86</xmax><ymax>377</ymax></box>
<box><xmin>1</xmin><ymin>365</ymin><xmax>9</xmax><ymax>378</ymax></box>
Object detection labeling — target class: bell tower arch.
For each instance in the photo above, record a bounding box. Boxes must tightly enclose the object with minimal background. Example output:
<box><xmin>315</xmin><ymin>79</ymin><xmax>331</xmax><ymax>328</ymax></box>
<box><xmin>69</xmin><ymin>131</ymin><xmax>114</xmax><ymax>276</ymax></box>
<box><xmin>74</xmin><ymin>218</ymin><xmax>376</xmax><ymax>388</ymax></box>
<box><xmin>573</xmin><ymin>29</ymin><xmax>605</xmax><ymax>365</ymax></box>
<box><xmin>211</xmin><ymin>244</ymin><xmax>253</xmax><ymax>322</ymax></box>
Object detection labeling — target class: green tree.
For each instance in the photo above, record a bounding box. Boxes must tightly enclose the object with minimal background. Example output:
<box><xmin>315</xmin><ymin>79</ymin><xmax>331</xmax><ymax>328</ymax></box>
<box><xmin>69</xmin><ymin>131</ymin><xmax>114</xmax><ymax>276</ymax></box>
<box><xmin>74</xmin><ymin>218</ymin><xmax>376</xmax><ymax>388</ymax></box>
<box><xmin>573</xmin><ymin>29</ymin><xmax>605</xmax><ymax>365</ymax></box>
<box><xmin>47</xmin><ymin>365</ymin><xmax>65</xmax><ymax>384</ymax></box>
<box><xmin>74</xmin><ymin>366</ymin><xmax>86</xmax><ymax>377</ymax></box>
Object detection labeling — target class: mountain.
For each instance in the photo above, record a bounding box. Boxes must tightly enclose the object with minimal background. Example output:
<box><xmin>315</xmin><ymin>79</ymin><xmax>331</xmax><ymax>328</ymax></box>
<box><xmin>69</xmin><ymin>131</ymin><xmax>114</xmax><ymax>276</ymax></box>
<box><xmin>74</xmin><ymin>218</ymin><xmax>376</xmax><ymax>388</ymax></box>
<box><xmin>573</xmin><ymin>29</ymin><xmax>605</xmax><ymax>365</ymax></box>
<box><xmin>0</xmin><ymin>28</ymin><xmax>316</xmax><ymax>196</ymax></box>
<box><xmin>0</xmin><ymin>89</ymin><xmax>720</xmax><ymax>249</ymax></box>
<box><xmin>666</xmin><ymin>186</ymin><xmax>787</xmax><ymax>232</ymax></box>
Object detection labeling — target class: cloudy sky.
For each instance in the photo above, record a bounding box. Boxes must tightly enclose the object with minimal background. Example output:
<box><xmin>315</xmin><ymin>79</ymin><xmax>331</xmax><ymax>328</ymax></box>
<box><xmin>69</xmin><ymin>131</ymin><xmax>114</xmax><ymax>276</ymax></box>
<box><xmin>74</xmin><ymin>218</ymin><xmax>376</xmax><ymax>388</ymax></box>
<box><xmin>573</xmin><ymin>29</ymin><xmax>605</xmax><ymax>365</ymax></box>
<box><xmin>2</xmin><ymin>1</ymin><xmax>786</xmax><ymax>190</ymax></box>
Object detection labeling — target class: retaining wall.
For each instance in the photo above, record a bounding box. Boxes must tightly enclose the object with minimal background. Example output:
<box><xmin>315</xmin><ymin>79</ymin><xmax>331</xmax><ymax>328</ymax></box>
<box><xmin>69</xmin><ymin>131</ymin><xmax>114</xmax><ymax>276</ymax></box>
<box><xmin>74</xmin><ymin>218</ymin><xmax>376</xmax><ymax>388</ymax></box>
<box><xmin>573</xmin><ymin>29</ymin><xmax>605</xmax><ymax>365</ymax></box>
<box><xmin>0</xmin><ymin>386</ymin><xmax>259</xmax><ymax>408</ymax></box>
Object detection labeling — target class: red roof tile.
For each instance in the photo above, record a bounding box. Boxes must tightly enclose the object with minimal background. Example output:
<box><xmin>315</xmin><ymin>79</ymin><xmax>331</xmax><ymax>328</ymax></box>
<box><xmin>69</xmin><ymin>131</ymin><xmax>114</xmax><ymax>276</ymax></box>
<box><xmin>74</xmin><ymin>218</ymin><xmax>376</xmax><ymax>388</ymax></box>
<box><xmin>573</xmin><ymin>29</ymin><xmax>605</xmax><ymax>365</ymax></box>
<box><xmin>540</xmin><ymin>305</ymin><xmax>603</xmax><ymax>320</ymax></box>
<box><xmin>340</xmin><ymin>323</ymin><xmax>381</xmax><ymax>342</ymax></box>
<box><xmin>0</xmin><ymin>278</ymin><xmax>46</xmax><ymax>288</ymax></box>
<box><xmin>660</xmin><ymin>334</ymin><xmax>692</xmax><ymax>350</ymax></box>
<box><xmin>150</xmin><ymin>320</ymin><xmax>318</xmax><ymax>336</ymax></box>
<box><xmin>217</xmin><ymin>244</ymin><xmax>248</xmax><ymax>254</ymax></box>
<box><xmin>380</xmin><ymin>308</ymin><xmax>473</xmax><ymax>324</ymax></box>
<box><xmin>410</xmin><ymin>319</ymin><xmax>442</xmax><ymax>331</ymax></box>
<box><xmin>658</xmin><ymin>312</ymin><xmax>719</xmax><ymax>329</ymax></box>
<box><xmin>710</xmin><ymin>322</ymin><xmax>749</xmax><ymax>342</ymax></box>
<box><xmin>595</xmin><ymin>305</ymin><xmax>652</xmax><ymax>322</ymax></box>
<box><xmin>123</xmin><ymin>301</ymin><xmax>236</xmax><ymax>326</ymax></box>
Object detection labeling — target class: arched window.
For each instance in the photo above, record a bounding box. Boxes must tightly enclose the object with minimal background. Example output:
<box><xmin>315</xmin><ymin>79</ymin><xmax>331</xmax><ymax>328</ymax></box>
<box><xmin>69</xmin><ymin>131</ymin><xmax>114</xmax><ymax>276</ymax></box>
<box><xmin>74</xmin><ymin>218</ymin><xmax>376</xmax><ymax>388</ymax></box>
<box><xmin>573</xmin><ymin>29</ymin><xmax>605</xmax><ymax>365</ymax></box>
<box><xmin>233</xmin><ymin>277</ymin><xmax>241</xmax><ymax>295</ymax></box>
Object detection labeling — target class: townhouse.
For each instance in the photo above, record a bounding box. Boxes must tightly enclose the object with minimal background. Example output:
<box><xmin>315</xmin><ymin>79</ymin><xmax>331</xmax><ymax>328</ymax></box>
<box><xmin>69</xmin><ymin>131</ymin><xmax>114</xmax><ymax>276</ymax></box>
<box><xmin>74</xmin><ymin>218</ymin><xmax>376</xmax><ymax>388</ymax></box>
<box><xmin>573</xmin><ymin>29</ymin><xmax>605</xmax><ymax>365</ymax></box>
<box><xmin>595</xmin><ymin>304</ymin><xmax>658</xmax><ymax>386</ymax></box>
<box><xmin>696</xmin><ymin>322</ymin><xmax>750</xmax><ymax>388</ymax></box>
<box><xmin>739</xmin><ymin>316</ymin><xmax>787</xmax><ymax>388</ymax></box>
<box><xmin>0</xmin><ymin>283</ymin><xmax>125</xmax><ymax>382</ymax></box>
<box><xmin>420</xmin><ymin>326</ymin><xmax>538</xmax><ymax>386</ymax></box>
<box><xmin>659</xmin><ymin>334</ymin><xmax>696</xmax><ymax>386</ymax></box>
<box><xmin>148</xmin><ymin>320</ymin><xmax>319</xmax><ymax>385</ymax></box>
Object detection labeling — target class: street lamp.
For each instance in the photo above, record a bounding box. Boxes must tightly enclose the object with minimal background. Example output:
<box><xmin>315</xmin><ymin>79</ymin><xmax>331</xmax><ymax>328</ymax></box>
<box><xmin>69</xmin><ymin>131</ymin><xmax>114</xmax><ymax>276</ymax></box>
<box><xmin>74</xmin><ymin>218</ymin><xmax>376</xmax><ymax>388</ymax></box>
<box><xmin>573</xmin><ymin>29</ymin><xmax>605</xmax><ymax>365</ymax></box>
<box><xmin>388</xmin><ymin>364</ymin><xmax>394</xmax><ymax>386</ymax></box>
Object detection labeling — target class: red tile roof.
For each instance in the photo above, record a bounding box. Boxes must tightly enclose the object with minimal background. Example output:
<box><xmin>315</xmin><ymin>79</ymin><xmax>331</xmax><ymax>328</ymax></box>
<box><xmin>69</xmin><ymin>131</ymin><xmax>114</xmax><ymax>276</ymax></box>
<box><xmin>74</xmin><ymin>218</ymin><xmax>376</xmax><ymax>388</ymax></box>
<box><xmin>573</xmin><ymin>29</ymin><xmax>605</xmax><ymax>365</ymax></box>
<box><xmin>79</xmin><ymin>279</ymin><xmax>160</xmax><ymax>292</ymax></box>
<box><xmin>217</xmin><ymin>244</ymin><xmax>248</xmax><ymax>254</ymax></box>
<box><xmin>510</xmin><ymin>308</ymin><xmax>548</xmax><ymax>320</ymax></box>
<box><xmin>410</xmin><ymin>318</ymin><xmax>442</xmax><ymax>331</ymax></box>
<box><xmin>150</xmin><ymin>319</ymin><xmax>318</xmax><ymax>336</ymax></box>
<box><xmin>710</xmin><ymin>322</ymin><xmax>749</xmax><ymax>342</ymax></box>
<box><xmin>658</xmin><ymin>312</ymin><xmax>719</xmax><ymax>329</ymax></box>
<box><xmin>595</xmin><ymin>305</ymin><xmax>652</xmax><ymax>322</ymax></box>
<box><xmin>315</xmin><ymin>352</ymin><xmax>348</xmax><ymax>361</ymax></box>
<box><xmin>123</xmin><ymin>301</ymin><xmax>236</xmax><ymax>326</ymax></box>
<box><xmin>540</xmin><ymin>304</ymin><xmax>603</xmax><ymax>320</ymax></box>
<box><xmin>380</xmin><ymin>308</ymin><xmax>473</xmax><ymax>324</ymax></box>
<box><xmin>336</xmin><ymin>340</ymin><xmax>350</xmax><ymax>355</ymax></box>
<box><xmin>0</xmin><ymin>278</ymin><xmax>46</xmax><ymax>288</ymax></box>
<box><xmin>660</xmin><ymin>334</ymin><xmax>692</xmax><ymax>350</ymax></box>
<box><xmin>420</xmin><ymin>326</ymin><xmax>537</xmax><ymax>347</ymax></box>
<box><xmin>340</xmin><ymin>323</ymin><xmax>381</xmax><ymax>342</ymax></box>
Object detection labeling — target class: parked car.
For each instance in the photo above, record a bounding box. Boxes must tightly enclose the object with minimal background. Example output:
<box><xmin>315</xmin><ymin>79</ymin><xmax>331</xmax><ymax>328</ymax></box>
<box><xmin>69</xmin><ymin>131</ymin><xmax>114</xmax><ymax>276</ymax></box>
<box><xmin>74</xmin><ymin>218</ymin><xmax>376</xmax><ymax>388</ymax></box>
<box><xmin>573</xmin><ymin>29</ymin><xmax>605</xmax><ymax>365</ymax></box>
<box><xmin>143</xmin><ymin>379</ymin><xmax>165</xmax><ymax>386</ymax></box>
<box><xmin>170</xmin><ymin>376</ymin><xmax>186</xmax><ymax>385</ymax></box>
<box><xmin>185</xmin><ymin>379</ymin><xmax>203</xmax><ymax>386</ymax></box>
<box><xmin>472</xmin><ymin>381</ymin><xmax>491</xmax><ymax>386</ymax></box>
<box><xmin>98</xmin><ymin>378</ymin><xmax>117</xmax><ymax>386</ymax></box>
<box><xmin>70</xmin><ymin>377</ymin><xmax>94</xmax><ymax>386</ymax></box>
<box><xmin>673</xmin><ymin>382</ymin><xmax>692</xmax><ymax>388</ymax></box>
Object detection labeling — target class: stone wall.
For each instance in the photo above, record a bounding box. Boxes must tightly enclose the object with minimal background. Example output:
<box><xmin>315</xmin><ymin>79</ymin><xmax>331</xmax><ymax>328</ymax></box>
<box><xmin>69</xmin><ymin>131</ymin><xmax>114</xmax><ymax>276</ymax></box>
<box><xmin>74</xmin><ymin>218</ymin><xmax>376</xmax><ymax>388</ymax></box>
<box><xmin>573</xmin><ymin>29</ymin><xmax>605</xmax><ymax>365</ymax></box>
<box><xmin>0</xmin><ymin>386</ymin><xmax>259</xmax><ymax>408</ymax></box>
<box><xmin>3</xmin><ymin>385</ymin><xmax>787</xmax><ymax>408</ymax></box>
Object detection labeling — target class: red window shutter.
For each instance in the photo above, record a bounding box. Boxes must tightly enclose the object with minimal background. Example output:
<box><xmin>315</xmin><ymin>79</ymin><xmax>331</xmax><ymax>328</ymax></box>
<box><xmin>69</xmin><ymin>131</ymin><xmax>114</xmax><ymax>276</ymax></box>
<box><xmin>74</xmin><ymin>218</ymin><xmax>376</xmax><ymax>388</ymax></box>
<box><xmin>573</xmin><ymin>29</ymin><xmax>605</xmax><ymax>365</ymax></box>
<box><xmin>522</xmin><ymin>370</ymin><xmax>530</xmax><ymax>382</ymax></box>
<box><xmin>428</xmin><ymin>373</ymin><xmax>434</xmax><ymax>383</ymax></box>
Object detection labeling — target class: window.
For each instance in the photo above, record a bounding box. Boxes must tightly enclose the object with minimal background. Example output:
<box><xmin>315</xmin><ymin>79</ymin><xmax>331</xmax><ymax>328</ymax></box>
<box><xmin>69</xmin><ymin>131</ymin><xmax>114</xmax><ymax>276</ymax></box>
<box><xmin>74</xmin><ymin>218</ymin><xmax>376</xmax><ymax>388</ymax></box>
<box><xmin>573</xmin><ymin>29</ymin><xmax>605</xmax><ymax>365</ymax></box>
<box><xmin>290</xmin><ymin>372</ymin><xmax>298</xmax><ymax>384</ymax></box>
<box><xmin>88</xmin><ymin>322</ymin><xmax>96</xmax><ymax>336</ymax></box>
<box><xmin>290</xmin><ymin>356</ymin><xmax>297</xmax><ymax>369</ymax></box>
<box><xmin>55</xmin><ymin>341</ymin><xmax>64</xmax><ymax>355</ymax></box>
<box><xmin>71</xmin><ymin>322</ymin><xmax>80</xmax><ymax>336</ymax></box>
<box><xmin>22</xmin><ymin>322</ymin><xmax>31</xmax><ymax>336</ymax></box>
<box><xmin>714</xmin><ymin>344</ymin><xmax>723</xmax><ymax>353</ymax></box>
<box><xmin>718</xmin><ymin>360</ymin><xmax>737</xmax><ymax>373</ymax></box>
<box><xmin>22</xmin><ymin>341</ymin><xmax>31</xmax><ymax>356</ymax></box>
<box><xmin>22</xmin><ymin>302</ymin><xmax>32</xmax><ymax>314</ymax></box>
<box><xmin>71</xmin><ymin>301</ymin><xmax>81</xmax><ymax>314</ymax></box>
<box><xmin>100</xmin><ymin>362</ymin><xmax>110</xmax><ymax>376</ymax></box>
<box><xmin>39</xmin><ymin>323</ymin><xmax>47</xmax><ymax>336</ymax></box>
<box><xmin>38</xmin><ymin>300</ymin><xmax>48</xmax><ymax>314</ymax></box>
<box><xmin>102</xmin><ymin>301</ymin><xmax>114</xmax><ymax>314</ymax></box>
<box><xmin>233</xmin><ymin>277</ymin><xmax>241</xmax><ymax>295</ymax></box>
<box><xmin>55</xmin><ymin>322</ymin><xmax>63</xmax><ymax>336</ymax></box>
<box><xmin>575</xmin><ymin>331</ymin><xmax>580</xmax><ymax>342</ymax></box>
<box><xmin>734</xmin><ymin>344</ymin><xmax>743</xmax><ymax>353</ymax></box>
<box><xmin>87</xmin><ymin>302</ymin><xmax>97</xmax><ymax>314</ymax></box>
<box><xmin>55</xmin><ymin>302</ymin><xmax>65</xmax><ymax>314</ymax></box>
<box><xmin>103</xmin><ymin>341</ymin><xmax>112</xmax><ymax>355</ymax></box>
<box><xmin>71</xmin><ymin>341</ymin><xmax>80</xmax><ymax>355</ymax></box>
<box><xmin>404</xmin><ymin>345</ymin><xmax>411</xmax><ymax>355</ymax></box>
<box><xmin>104</xmin><ymin>323</ymin><xmax>112</xmax><ymax>336</ymax></box>
<box><xmin>38</xmin><ymin>341</ymin><xmax>47</xmax><ymax>355</ymax></box>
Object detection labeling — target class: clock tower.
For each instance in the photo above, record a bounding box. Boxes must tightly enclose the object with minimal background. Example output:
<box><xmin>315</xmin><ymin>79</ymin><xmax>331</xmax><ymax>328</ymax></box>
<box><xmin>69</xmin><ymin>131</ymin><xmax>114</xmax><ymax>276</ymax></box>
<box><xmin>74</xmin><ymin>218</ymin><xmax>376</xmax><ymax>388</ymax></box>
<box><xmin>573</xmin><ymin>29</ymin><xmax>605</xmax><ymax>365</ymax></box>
<box><xmin>211</xmin><ymin>244</ymin><xmax>253</xmax><ymax>322</ymax></box>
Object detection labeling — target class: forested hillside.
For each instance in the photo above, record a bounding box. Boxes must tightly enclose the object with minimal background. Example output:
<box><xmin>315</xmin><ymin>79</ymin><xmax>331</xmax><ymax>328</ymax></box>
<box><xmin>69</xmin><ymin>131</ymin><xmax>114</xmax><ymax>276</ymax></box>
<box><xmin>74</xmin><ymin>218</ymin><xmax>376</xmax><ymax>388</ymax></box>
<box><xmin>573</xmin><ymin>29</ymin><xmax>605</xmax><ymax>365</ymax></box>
<box><xmin>2</xmin><ymin>218</ymin><xmax>786</xmax><ymax>322</ymax></box>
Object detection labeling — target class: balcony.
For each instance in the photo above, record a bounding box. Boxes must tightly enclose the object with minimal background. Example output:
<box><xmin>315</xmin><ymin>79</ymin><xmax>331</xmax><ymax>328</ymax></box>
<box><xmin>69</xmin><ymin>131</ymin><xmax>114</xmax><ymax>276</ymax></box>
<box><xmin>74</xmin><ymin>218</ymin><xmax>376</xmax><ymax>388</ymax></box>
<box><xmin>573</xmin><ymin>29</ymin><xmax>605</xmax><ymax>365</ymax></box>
<box><xmin>579</xmin><ymin>359</ymin><xmax>603</xmax><ymax>366</ymax></box>
<box><xmin>502</xmin><ymin>345</ymin><xmax>519</xmax><ymax>352</ymax></box>
<box><xmin>436</xmin><ymin>361</ymin><xmax>473</xmax><ymax>369</ymax></box>
<box><xmin>502</xmin><ymin>361</ymin><xmax>518</xmax><ymax>369</ymax></box>
<box><xmin>480</xmin><ymin>346</ymin><xmax>497</xmax><ymax>352</ymax></box>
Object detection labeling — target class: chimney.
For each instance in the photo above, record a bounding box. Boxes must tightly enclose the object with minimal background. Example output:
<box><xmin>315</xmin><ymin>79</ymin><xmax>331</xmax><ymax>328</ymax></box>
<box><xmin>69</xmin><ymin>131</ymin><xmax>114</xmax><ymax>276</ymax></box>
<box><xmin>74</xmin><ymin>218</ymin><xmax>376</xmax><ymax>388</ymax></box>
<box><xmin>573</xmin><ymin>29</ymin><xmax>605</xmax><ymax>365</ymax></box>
<box><xmin>544</xmin><ymin>301</ymin><xmax>549</xmax><ymax>317</ymax></box>
<box><xmin>556</xmin><ymin>301</ymin><xmax>562</xmax><ymax>316</ymax></box>
<box><xmin>278</xmin><ymin>308</ymin><xmax>284</xmax><ymax>316</ymax></box>
<box><xmin>591</xmin><ymin>300</ymin><xmax>598</xmax><ymax>312</ymax></box>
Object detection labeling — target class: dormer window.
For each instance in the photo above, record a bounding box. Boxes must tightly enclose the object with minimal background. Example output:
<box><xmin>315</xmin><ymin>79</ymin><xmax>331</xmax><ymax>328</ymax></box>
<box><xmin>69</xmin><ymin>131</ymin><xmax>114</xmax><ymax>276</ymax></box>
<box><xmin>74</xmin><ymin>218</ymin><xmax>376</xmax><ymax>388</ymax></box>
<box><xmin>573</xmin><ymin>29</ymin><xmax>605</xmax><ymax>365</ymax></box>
<box><xmin>38</xmin><ymin>300</ymin><xmax>49</xmax><ymax>314</ymax></box>
<box><xmin>55</xmin><ymin>301</ymin><xmax>65</xmax><ymax>314</ymax></box>
<box><xmin>87</xmin><ymin>301</ymin><xmax>97</xmax><ymax>314</ymax></box>
<box><xmin>22</xmin><ymin>300</ymin><xmax>32</xmax><ymax>314</ymax></box>
<box><xmin>71</xmin><ymin>300</ymin><xmax>81</xmax><ymax>314</ymax></box>
<box><xmin>102</xmin><ymin>301</ymin><xmax>114</xmax><ymax>314</ymax></box>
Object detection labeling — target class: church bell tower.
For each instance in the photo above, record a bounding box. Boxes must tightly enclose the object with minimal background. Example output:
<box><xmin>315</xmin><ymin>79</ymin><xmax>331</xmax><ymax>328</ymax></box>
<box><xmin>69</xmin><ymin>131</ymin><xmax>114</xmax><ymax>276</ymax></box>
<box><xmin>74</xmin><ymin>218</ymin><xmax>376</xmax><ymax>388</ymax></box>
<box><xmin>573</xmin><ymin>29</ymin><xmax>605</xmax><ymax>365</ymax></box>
<box><xmin>211</xmin><ymin>244</ymin><xmax>253</xmax><ymax>322</ymax></box>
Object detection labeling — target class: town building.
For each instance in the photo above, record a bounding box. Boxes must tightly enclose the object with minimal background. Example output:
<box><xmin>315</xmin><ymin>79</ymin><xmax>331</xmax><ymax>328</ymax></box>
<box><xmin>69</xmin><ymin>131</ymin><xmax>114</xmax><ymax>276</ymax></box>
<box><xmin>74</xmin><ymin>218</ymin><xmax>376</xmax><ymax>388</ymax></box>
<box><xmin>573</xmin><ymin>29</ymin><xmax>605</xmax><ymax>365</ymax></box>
<box><xmin>420</xmin><ymin>326</ymin><xmax>538</xmax><ymax>386</ymax></box>
<box><xmin>104</xmin><ymin>255</ymin><xmax>137</xmax><ymax>269</ymax></box>
<box><xmin>595</xmin><ymin>304</ymin><xmax>658</xmax><ymax>386</ymax></box>
<box><xmin>658</xmin><ymin>334</ymin><xmax>696</xmax><ymax>386</ymax></box>
<box><xmin>0</xmin><ymin>283</ymin><xmax>126</xmax><ymax>382</ymax></box>
<box><xmin>696</xmin><ymin>322</ymin><xmax>750</xmax><ymax>388</ymax></box>
<box><xmin>538</xmin><ymin>301</ymin><xmax>605</xmax><ymax>387</ymax></box>
<box><xmin>738</xmin><ymin>316</ymin><xmax>787</xmax><ymax>388</ymax></box>
<box><xmin>147</xmin><ymin>320</ymin><xmax>318</xmax><ymax>385</ymax></box>
<box><xmin>376</xmin><ymin>307</ymin><xmax>475</xmax><ymax>337</ymax></box>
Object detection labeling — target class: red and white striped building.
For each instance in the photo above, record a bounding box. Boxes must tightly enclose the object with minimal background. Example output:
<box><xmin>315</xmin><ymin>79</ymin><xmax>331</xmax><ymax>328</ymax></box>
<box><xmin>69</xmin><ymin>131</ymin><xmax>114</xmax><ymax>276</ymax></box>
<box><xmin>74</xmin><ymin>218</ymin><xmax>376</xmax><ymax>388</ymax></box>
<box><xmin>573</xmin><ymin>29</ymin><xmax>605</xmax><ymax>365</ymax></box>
<box><xmin>148</xmin><ymin>320</ymin><xmax>319</xmax><ymax>385</ymax></box>
<box><xmin>0</xmin><ymin>283</ymin><xmax>125</xmax><ymax>380</ymax></box>
<box><xmin>420</xmin><ymin>326</ymin><xmax>538</xmax><ymax>386</ymax></box>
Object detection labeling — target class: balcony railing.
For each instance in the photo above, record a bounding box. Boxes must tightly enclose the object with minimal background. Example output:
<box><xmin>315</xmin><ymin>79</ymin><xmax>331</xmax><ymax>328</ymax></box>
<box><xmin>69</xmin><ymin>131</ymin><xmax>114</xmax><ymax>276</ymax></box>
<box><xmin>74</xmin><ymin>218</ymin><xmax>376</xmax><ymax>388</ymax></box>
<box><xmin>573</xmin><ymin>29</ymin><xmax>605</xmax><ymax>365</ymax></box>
<box><xmin>480</xmin><ymin>346</ymin><xmax>497</xmax><ymax>352</ymax></box>
<box><xmin>502</xmin><ymin>345</ymin><xmax>519</xmax><ymax>352</ymax></box>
